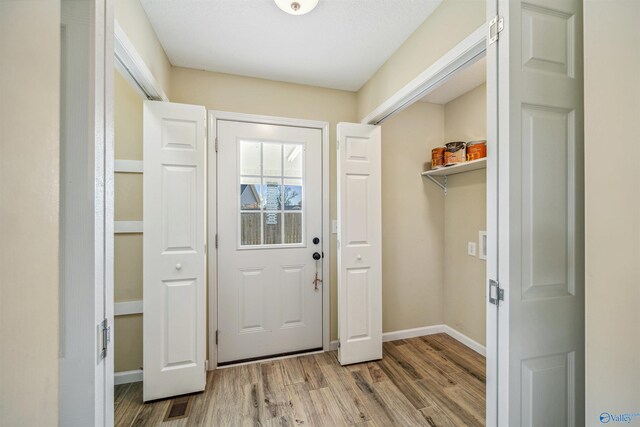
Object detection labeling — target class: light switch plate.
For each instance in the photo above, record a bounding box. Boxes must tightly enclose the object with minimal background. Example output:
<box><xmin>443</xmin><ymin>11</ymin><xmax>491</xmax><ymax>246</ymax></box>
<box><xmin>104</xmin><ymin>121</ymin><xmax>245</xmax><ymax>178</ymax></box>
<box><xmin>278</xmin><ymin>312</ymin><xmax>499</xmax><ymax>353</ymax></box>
<box><xmin>468</xmin><ymin>242</ymin><xmax>477</xmax><ymax>257</ymax></box>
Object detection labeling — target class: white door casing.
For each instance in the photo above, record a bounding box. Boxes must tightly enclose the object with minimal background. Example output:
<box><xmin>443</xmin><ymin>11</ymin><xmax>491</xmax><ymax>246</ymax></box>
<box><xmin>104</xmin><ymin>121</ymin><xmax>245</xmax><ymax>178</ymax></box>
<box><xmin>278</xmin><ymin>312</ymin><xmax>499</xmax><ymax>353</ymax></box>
<box><xmin>493</xmin><ymin>0</ymin><xmax>585</xmax><ymax>425</ymax></box>
<box><xmin>59</xmin><ymin>0</ymin><xmax>113</xmax><ymax>425</ymax></box>
<box><xmin>336</xmin><ymin>123</ymin><xmax>382</xmax><ymax>365</ymax></box>
<box><xmin>143</xmin><ymin>101</ymin><xmax>207</xmax><ymax>401</ymax></box>
<box><xmin>217</xmin><ymin>120</ymin><xmax>323</xmax><ymax>364</ymax></box>
<box><xmin>485</xmin><ymin>0</ymin><xmax>499</xmax><ymax>425</ymax></box>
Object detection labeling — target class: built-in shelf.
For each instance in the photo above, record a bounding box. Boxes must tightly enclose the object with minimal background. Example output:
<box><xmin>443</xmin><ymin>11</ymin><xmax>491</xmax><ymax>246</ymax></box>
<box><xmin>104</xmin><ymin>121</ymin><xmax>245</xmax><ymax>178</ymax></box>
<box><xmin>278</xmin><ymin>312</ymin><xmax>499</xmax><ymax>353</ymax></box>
<box><xmin>115</xmin><ymin>159</ymin><xmax>143</xmax><ymax>173</ymax></box>
<box><xmin>421</xmin><ymin>158</ymin><xmax>486</xmax><ymax>195</ymax></box>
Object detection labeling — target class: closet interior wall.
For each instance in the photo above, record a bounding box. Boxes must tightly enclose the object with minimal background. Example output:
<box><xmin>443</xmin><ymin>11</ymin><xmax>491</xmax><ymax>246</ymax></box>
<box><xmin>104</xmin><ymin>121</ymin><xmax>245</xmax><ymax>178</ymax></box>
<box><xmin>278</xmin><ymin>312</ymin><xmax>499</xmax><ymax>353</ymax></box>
<box><xmin>381</xmin><ymin>102</ymin><xmax>446</xmax><ymax>332</ymax></box>
<box><xmin>380</xmin><ymin>82</ymin><xmax>487</xmax><ymax>344</ymax></box>
<box><xmin>443</xmin><ymin>83</ymin><xmax>487</xmax><ymax>346</ymax></box>
<box><xmin>114</xmin><ymin>71</ymin><xmax>144</xmax><ymax>374</ymax></box>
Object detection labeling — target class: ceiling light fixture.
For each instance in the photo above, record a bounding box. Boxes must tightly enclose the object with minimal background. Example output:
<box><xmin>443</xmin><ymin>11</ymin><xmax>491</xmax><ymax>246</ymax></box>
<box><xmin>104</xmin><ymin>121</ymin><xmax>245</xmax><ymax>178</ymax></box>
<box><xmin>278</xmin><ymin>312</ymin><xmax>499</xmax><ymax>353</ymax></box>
<box><xmin>274</xmin><ymin>0</ymin><xmax>319</xmax><ymax>15</ymax></box>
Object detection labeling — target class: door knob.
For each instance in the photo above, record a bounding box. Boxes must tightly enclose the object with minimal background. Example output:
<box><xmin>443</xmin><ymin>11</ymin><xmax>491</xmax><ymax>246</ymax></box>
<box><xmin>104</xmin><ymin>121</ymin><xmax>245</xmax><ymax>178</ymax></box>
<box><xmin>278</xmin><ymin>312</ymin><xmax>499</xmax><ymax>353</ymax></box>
<box><xmin>312</xmin><ymin>252</ymin><xmax>321</xmax><ymax>260</ymax></box>
<box><xmin>313</xmin><ymin>237</ymin><xmax>320</xmax><ymax>245</ymax></box>
<box><xmin>176</xmin><ymin>263</ymin><xmax>182</xmax><ymax>270</ymax></box>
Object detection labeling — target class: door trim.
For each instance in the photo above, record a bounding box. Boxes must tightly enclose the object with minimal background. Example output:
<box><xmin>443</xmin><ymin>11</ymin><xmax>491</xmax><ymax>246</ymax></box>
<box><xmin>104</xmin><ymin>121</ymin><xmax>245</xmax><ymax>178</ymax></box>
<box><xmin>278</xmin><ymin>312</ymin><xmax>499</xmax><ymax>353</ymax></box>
<box><xmin>207</xmin><ymin>110</ymin><xmax>331</xmax><ymax>370</ymax></box>
<box><xmin>113</xmin><ymin>19</ymin><xmax>168</xmax><ymax>102</ymax></box>
<box><xmin>360</xmin><ymin>24</ymin><xmax>486</xmax><ymax>126</ymax></box>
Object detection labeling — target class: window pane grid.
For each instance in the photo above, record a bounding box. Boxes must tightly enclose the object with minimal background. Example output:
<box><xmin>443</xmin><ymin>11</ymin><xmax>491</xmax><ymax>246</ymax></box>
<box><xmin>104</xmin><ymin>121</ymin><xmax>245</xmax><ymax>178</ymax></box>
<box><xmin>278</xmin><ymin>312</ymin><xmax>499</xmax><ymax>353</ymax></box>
<box><xmin>239</xmin><ymin>140</ymin><xmax>304</xmax><ymax>247</ymax></box>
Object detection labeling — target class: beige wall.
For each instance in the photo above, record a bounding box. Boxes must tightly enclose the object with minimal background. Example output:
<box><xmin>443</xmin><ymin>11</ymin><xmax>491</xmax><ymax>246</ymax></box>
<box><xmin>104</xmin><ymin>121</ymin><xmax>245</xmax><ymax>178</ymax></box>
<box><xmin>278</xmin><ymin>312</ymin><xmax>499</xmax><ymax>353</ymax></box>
<box><xmin>381</xmin><ymin>102</ymin><xmax>446</xmax><ymax>332</ymax></box>
<box><xmin>114</xmin><ymin>315</ymin><xmax>143</xmax><ymax>373</ymax></box>
<box><xmin>443</xmin><ymin>84</ymin><xmax>487</xmax><ymax>345</ymax></box>
<box><xmin>584</xmin><ymin>1</ymin><xmax>640</xmax><ymax>424</ymax></box>
<box><xmin>0</xmin><ymin>1</ymin><xmax>60</xmax><ymax>425</ymax></box>
<box><xmin>114</xmin><ymin>71</ymin><xmax>144</xmax><ymax>372</ymax></box>
<box><xmin>171</xmin><ymin>68</ymin><xmax>358</xmax><ymax>340</ymax></box>
<box><xmin>115</xmin><ymin>0</ymin><xmax>172</xmax><ymax>98</ymax></box>
<box><xmin>115</xmin><ymin>68</ymin><xmax>144</xmax><ymax>160</ymax></box>
<box><xmin>357</xmin><ymin>0</ymin><xmax>486</xmax><ymax>120</ymax></box>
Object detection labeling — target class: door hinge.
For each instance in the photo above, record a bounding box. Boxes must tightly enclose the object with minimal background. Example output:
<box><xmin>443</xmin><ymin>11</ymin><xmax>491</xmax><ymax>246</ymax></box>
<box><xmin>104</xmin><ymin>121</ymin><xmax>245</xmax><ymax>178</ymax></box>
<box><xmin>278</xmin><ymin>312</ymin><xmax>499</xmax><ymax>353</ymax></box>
<box><xmin>215</xmin><ymin>137</ymin><xmax>218</xmax><ymax>153</ymax></box>
<box><xmin>98</xmin><ymin>318</ymin><xmax>111</xmax><ymax>360</ymax></box>
<box><xmin>489</xmin><ymin>16</ymin><xmax>504</xmax><ymax>45</ymax></box>
<box><xmin>215</xmin><ymin>234</ymin><xmax>218</xmax><ymax>249</ymax></box>
<box><xmin>215</xmin><ymin>330</ymin><xmax>219</xmax><ymax>345</ymax></box>
<box><xmin>489</xmin><ymin>279</ymin><xmax>504</xmax><ymax>306</ymax></box>
<box><xmin>337</xmin><ymin>340</ymin><xmax>341</xmax><ymax>349</ymax></box>
<box><xmin>204</xmin><ymin>243</ymin><xmax>207</xmax><ymax>254</ymax></box>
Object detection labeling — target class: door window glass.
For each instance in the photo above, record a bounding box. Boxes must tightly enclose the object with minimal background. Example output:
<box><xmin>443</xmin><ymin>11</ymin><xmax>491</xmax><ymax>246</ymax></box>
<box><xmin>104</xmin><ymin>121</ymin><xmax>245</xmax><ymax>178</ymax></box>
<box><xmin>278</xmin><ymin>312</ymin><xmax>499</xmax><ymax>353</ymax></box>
<box><xmin>238</xmin><ymin>141</ymin><xmax>304</xmax><ymax>247</ymax></box>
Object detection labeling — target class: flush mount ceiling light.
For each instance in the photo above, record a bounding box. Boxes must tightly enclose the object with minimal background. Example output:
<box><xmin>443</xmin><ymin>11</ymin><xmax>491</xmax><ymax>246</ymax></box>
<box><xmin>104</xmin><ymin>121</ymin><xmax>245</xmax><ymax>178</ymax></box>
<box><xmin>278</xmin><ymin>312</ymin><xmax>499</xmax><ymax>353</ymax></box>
<box><xmin>274</xmin><ymin>0</ymin><xmax>319</xmax><ymax>15</ymax></box>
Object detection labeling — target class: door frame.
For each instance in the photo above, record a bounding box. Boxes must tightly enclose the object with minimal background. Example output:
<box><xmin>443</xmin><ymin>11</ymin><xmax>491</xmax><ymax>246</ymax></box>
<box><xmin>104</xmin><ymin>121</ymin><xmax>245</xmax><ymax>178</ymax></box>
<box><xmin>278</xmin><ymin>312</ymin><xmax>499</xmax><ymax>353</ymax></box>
<box><xmin>207</xmin><ymin>110</ymin><xmax>331</xmax><ymax>369</ymax></box>
<box><xmin>59</xmin><ymin>0</ymin><xmax>114</xmax><ymax>425</ymax></box>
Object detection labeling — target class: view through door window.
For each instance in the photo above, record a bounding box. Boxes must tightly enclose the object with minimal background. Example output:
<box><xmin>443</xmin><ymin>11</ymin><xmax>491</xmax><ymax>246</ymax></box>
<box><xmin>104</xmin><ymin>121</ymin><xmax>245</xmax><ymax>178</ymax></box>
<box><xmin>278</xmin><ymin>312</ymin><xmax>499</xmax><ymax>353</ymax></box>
<box><xmin>239</xmin><ymin>141</ymin><xmax>304</xmax><ymax>246</ymax></box>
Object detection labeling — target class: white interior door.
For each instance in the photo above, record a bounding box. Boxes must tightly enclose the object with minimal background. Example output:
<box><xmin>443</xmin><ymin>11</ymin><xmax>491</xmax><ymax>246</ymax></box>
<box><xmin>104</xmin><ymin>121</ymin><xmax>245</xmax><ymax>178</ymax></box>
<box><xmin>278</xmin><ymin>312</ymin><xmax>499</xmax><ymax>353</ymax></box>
<box><xmin>492</xmin><ymin>0</ymin><xmax>585</xmax><ymax>425</ymax></box>
<box><xmin>217</xmin><ymin>120</ymin><xmax>324</xmax><ymax>364</ymax></box>
<box><xmin>336</xmin><ymin>123</ymin><xmax>382</xmax><ymax>365</ymax></box>
<box><xmin>143</xmin><ymin>101</ymin><xmax>207</xmax><ymax>401</ymax></box>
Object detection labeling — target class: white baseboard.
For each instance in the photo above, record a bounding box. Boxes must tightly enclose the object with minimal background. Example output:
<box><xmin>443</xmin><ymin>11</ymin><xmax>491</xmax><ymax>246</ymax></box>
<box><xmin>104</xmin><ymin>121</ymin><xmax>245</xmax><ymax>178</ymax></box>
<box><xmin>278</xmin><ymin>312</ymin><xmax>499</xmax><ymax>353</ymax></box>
<box><xmin>382</xmin><ymin>325</ymin><xmax>447</xmax><ymax>342</ymax></box>
<box><xmin>442</xmin><ymin>325</ymin><xmax>486</xmax><ymax>356</ymax></box>
<box><xmin>327</xmin><ymin>324</ymin><xmax>485</xmax><ymax>356</ymax></box>
<box><xmin>114</xmin><ymin>369</ymin><xmax>143</xmax><ymax>385</ymax></box>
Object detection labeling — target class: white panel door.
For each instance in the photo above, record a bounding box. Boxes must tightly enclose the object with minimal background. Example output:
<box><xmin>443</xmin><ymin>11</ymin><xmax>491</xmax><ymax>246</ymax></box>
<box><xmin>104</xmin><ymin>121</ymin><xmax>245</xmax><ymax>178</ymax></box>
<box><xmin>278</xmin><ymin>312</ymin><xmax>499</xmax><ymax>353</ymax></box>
<box><xmin>336</xmin><ymin>123</ymin><xmax>382</xmax><ymax>365</ymax></box>
<box><xmin>491</xmin><ymin>0</ymin><xmax>585</xmax><ymax>425</ymax></box>
<box><xmin>217</xmin><ymin>120</ymin><xmax>323</xmax><ymax>364</ymax></box>
<box><xmin>143</xmin><ymin>101</ymin><xmax>207</xmax><ymax>401</ymax></box>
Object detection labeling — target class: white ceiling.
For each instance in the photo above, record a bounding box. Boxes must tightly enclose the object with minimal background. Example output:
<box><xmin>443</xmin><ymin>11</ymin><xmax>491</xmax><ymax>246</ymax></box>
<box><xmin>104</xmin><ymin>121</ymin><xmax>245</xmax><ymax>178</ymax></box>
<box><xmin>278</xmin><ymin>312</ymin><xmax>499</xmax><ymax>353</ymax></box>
<box><xmin>420</xmin><ymin>56</ymin><xmax>486</xmax><ymax>104</ymax></box>
<box><xmin>139</xmin><ymin>0</ymin><xmax>443</xmax><ymax>91</ymax></box>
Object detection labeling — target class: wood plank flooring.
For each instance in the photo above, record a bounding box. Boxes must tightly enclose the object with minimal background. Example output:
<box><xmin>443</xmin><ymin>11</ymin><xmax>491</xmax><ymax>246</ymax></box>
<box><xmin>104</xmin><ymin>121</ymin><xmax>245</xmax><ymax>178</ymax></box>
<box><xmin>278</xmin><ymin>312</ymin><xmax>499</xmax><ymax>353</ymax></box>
<box><xmin>115</xmin><ymin>334</ymin><xmax>485</xmax><ymax>426</ymax></box>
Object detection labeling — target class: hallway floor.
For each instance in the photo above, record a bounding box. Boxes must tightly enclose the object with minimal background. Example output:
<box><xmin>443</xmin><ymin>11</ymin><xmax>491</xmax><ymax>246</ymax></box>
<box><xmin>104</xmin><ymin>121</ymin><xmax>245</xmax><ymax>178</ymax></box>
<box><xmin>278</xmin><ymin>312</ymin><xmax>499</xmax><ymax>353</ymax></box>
<box><xmin>114</xmin><ymin>333</ymin><xmax>486</xmax><ymax>426</ymax></box>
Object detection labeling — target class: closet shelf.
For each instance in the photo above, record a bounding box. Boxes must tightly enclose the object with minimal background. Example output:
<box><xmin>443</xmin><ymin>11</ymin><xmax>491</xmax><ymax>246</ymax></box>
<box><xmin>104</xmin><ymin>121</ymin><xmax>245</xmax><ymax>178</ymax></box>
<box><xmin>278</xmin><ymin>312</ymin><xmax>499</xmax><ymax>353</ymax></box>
<box><xmin>421</xmin><ymin>158</ymin><xmax>486</xmax><ymax>195</ymax></box>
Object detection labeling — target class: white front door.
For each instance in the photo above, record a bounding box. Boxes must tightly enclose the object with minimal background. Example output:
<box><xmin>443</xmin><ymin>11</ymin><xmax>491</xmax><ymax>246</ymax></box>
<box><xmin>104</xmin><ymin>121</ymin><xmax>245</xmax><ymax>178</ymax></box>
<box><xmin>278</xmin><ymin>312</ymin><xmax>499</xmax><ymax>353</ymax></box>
<box><xmin>217</xmin><ymin>120</ymin><xmax>323</xmax><ymax>364</ymax></box>
<box><xmin>143</xmin><ymin>101</ymin><xmax>207</xmax><ymax>401</ymax></box>
<box><xmin>490</xmin><ymin>0</ymin><xmax>585</xmax><ymax>424</ymax></box>
<box><xmin>336</xmin><ymin>123</ymin><xmax>382</xmax><ymax>365</ymax></box>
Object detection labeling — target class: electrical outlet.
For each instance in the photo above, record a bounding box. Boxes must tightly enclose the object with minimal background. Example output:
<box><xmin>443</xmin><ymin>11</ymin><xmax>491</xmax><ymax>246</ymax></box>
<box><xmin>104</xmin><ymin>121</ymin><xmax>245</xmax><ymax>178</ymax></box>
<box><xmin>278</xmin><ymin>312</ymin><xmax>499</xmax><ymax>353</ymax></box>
<box><xmin>468</xmin><ymin>242</ymin><xmax>477</xmax><ymax>257</ymax></box>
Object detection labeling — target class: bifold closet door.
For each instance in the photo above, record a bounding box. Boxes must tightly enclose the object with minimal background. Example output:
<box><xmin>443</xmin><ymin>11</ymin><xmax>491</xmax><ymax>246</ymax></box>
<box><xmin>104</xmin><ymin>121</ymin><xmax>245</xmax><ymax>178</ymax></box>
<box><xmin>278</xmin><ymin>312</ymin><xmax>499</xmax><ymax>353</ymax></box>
<box><xmin>143</xmin><ymin>101</ymin><xmax>207</xmax><ymax>401</ymax></box>
<box><xmin>491</xmin><ymin>0</ymin><xmax>585</xmax><ymax>425</ymax></box>
<box><xmin>336</xmin><ymin>123</ymin><xmax>382</xmax><ymax>365</ymax></box>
